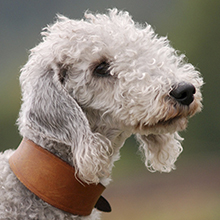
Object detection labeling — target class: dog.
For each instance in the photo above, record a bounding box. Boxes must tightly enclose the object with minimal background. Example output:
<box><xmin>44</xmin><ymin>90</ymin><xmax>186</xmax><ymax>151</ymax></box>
<box><xmin>0</xmin><ymin>9</ymin><xmax>203</xmax><ymax>220</ymax></box>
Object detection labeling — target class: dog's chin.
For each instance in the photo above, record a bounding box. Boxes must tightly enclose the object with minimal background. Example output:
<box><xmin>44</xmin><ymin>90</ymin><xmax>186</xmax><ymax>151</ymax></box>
<box><xmin>135</xmin><ymin>116</ymin><xmax>189</xmax><ymax>135</ymax></box>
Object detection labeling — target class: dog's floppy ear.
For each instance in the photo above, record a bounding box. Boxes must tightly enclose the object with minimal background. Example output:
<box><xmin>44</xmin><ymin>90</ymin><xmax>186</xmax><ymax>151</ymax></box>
<box><xmin>19</xmin><ymin>64</ymin><xmax>112</xmax><ymax>184</ymax></box>
<box><xmin>136</xmin><ymin>132</ymin><xmax>183</xmax><ymax>172</ymax></box>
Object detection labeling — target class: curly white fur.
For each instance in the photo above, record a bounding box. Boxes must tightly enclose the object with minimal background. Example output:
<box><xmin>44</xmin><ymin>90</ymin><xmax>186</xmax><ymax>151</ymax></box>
<box><xmin>0</xmin><ymin>9</ymin><xmax>203</xmax><ymax>219</ymax></box>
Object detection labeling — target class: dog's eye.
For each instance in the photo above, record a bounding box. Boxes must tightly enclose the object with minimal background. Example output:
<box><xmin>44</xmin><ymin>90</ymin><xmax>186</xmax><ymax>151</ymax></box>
<box><xmin>93</xmin><ymin>62</ymin><xmax>111</xmax><ymax>77</ymax></box>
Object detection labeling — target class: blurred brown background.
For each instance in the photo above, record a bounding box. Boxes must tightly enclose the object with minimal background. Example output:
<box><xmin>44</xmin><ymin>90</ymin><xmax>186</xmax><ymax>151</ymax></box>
<box><xmin>0</xmin><ymin>1</ymin><xmax>219</xmax><ymax>219</ymax></box>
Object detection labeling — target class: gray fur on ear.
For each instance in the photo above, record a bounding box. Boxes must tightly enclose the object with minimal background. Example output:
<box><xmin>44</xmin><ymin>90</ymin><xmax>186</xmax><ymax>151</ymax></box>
<box><xmin>136</xmin><ymin>132</ymin><xmax>183</xmax><ymax>172</ymax></box>
<box><xmin>18</xmin><ymin>65</ymin><xmax>113</xmax><ymax>184</ymax></box>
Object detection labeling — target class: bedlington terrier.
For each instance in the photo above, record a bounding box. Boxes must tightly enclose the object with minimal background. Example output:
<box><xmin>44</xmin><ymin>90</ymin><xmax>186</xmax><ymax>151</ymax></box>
<box><xmin>0</xmin><ymin>9</ymin><xmax>203</xmax><ymax>220</ymax></box>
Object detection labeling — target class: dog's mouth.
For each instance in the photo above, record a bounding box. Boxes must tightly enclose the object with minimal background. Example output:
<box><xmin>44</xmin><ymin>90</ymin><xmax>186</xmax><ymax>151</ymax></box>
<box><xmin>134</xmin><ymin>115</ymin><xmax>188</xmax><ymax>135</ymax></box>
<box><xmin>144</xmin><ymin>115</ymin><xmax>183</xmax><ymax>128</ymax></box>
<box><xmin>134</xmin><ymin>102</ymin><xmax>194</xmax><ymax>134</ymax></box>
<box><xmin>151</xmin><ymin>116</ymin><xmax>181</xmax><ymax>127</ymax></box>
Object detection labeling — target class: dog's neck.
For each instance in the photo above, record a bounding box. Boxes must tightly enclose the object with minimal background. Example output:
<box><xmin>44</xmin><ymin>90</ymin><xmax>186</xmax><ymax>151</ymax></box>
<box><xmin>24</xmin><ymin>134</ymin><xmax>74</xmax><ymax>166</ymax></box>
<box><xmin>85</xmin><ymin>109</ymin><xmax>130</xmax><ymax>148</ymax></box>
<box><xmin>9</xmin><ymin>138</ymin><xmax>110</xmax><ymax>215</ymax></box>
<box><xmin>22</xmin><ymin>118</ymin><xmax>130</xmax><ymax>185</ymax></box>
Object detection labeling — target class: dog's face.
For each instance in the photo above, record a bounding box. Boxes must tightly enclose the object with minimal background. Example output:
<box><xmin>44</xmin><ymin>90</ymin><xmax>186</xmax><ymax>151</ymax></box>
<box><xmin>43</xmin><ymin>10</ymin><xmax>203</xmax><ymax>136</ymax></box>
<box><xmin>18</xmin><ymin>9</ymin><xmax>203</xmax><ymax>181</ymax></box>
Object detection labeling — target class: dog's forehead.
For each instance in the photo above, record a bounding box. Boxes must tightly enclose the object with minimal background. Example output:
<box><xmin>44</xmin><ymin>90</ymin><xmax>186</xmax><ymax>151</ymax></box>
<box><xmin>68</xmin><ymin>19</ymin><xmax>171</xmax><ymax>66</ymax></box>
<box><xmin>43</xmin><ymin>12</ymin><xmax>176</xmax><ymax>69</ymax></box>
<box><xmin>82</xmin><ymin>19</ymin><xmax>155</xmax><ymax>50</ymax></box>
<box><xmin>50</xmin><ymin>13</ymin><xmax>157</xmax><ymax>53</ymax></box>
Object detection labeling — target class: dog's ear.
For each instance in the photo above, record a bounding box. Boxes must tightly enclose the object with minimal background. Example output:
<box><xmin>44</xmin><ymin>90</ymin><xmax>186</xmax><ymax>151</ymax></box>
<box><xmin>136</xmin><ymin>132</ymin><xmax>183</xmax><ymax>172</ymax></box>
<box><xmin>19</xmin><ymin>64</ymin><xmax>112</xmax><ymax>184</ymax></box>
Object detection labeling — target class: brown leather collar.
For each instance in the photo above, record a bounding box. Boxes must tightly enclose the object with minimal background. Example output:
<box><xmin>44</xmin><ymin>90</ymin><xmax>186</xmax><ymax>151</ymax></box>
<box><xmin>9</xmin><ymin>138</ymin><xmax>111</xmax><ymax>216</ymax></box>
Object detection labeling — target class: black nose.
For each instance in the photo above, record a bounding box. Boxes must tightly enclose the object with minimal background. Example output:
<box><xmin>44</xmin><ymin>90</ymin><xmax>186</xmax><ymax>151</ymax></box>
<box><xmin>169</xmin><ymin>82</ymin><xmax>196</xmax><ymax>106</ymax></box>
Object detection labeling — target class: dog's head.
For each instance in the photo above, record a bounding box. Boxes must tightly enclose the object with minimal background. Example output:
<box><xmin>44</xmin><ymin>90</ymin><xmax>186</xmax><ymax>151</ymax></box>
<box><xmin>18</xmin><ymin>9</ymin><xmax>203</xmax><ymax>183</ymax></box>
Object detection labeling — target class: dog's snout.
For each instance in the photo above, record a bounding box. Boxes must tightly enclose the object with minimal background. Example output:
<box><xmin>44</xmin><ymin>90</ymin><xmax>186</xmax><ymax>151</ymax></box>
<box><xmin>169</xmin><ymin>82</ymin><xmax>196</xmax><ymax>106</ymax></box>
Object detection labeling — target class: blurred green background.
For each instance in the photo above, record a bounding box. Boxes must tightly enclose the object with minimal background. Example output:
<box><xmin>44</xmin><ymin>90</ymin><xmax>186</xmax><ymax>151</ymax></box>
<box><xmin>0</xmin><ymin>1</ymin><xmax>219</xmax><ymax>219</ymax></box>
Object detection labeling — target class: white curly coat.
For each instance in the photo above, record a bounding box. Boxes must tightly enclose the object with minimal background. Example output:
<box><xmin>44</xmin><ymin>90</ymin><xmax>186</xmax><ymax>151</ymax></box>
<box><xmin>0</xmin><ymin>9</ymin><xmax>203</xmax><ymax>220</ymax></box>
